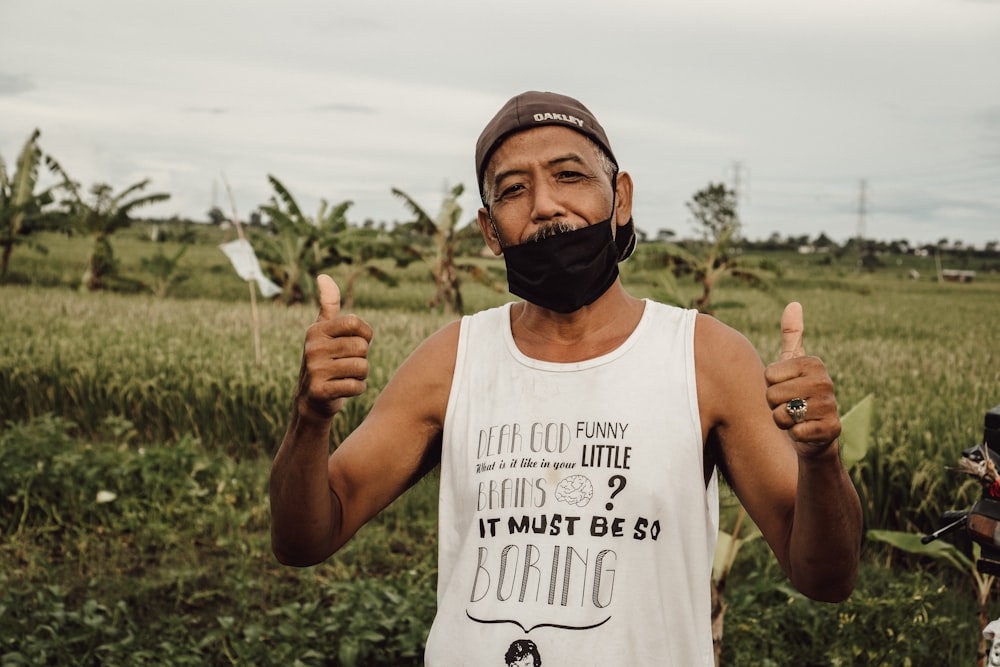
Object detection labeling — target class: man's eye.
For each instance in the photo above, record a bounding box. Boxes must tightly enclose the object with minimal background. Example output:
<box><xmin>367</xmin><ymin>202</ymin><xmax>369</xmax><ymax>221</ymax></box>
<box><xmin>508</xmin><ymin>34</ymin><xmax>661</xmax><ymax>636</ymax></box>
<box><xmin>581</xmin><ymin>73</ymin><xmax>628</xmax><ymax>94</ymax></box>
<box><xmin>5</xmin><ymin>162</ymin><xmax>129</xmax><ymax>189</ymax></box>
<box><xmin>499</xmin><ymin>184</ymin><xmax>523</xmax><ymax>199</ymax></box>
<box><xmin>557</xmin><ymin>171</ymin><xmax>584</xmax><ymax>180</ymax></box>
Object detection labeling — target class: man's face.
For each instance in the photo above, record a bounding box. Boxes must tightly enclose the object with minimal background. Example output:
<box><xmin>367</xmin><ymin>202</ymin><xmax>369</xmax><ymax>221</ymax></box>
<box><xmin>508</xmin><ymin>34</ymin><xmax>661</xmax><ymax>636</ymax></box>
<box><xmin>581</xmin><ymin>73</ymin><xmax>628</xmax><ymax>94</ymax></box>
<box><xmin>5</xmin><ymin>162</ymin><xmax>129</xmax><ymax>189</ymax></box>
<box><xmin>477</xmin><ymin>125</ymin><xmax>617</xmax><ymax>252</ymax></box>
<box><xmin>507</xmin><ymin>657</ymin><xmax>537</xmax><ymax>667</ymax></box>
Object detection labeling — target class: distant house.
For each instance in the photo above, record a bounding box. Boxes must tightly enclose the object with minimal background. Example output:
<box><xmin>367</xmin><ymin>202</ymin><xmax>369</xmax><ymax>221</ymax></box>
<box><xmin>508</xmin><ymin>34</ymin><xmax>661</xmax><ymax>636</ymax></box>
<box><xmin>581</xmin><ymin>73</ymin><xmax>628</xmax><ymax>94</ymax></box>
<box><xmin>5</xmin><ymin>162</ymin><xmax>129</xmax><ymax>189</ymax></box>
<box><xmin>941</xmin><ymin>269</ymin><xmax>976</xmax><ymax>283</ymax></box>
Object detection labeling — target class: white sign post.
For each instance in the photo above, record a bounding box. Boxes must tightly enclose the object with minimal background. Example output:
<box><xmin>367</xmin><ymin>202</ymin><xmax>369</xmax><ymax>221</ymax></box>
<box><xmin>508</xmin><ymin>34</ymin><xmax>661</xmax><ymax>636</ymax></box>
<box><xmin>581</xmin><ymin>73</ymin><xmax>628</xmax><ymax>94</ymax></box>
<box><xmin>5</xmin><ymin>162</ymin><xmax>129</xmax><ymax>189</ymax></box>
<box><xmin>219</xmin><ymin>176</ymin><xmax>277</xmax><ymax>365</ymax></box>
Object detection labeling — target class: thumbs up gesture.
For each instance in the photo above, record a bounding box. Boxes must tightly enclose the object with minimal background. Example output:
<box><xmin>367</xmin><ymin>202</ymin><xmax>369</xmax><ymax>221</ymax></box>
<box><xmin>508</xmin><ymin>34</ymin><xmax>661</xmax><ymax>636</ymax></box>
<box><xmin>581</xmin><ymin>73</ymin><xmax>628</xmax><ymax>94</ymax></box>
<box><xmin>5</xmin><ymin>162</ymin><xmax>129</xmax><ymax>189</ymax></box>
<box><xmin>295</xmin><ymin>274</ymin><xmax>374</xmax><ymax>421</ymax></box>
<box><xmin>764</xmin><ymin>302</ymin><xmax>840</xmax><ymax>453</ymax></box>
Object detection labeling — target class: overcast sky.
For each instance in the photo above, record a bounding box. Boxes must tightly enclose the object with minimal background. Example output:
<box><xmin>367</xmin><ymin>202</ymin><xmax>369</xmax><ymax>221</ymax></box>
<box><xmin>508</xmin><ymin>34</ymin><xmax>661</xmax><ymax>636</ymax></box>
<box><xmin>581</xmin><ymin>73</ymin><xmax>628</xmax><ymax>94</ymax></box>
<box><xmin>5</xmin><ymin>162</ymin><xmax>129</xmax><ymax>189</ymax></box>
<box><xmin>2</xmin><ymin>0</ymin><xmax>998</xmax><ymax>246</ymax></box>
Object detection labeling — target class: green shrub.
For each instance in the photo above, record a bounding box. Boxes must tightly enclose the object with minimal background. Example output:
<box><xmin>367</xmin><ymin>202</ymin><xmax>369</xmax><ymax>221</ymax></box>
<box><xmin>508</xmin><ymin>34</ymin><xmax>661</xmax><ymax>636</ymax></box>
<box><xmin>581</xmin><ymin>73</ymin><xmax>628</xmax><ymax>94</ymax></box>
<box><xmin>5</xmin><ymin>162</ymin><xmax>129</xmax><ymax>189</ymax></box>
<box><xmin>0</xmin><ymin>416</ymin><xmax>437</xmax><ymax>666</ymax></box>
<box><xmin>722</xmin><ymin>544</ymin><xmax>982</xmax><ymax>666</ymax></box>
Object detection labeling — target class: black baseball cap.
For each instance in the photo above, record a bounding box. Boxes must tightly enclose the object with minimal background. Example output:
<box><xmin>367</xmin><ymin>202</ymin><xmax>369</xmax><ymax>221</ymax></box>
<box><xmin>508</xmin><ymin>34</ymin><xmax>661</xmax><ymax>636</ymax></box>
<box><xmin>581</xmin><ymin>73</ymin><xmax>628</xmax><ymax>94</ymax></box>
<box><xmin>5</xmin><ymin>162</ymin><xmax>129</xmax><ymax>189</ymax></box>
<box><xmin>475</xmin><ymin>91</ymin><xmax>635</xmax><ymax>261</ymax></box>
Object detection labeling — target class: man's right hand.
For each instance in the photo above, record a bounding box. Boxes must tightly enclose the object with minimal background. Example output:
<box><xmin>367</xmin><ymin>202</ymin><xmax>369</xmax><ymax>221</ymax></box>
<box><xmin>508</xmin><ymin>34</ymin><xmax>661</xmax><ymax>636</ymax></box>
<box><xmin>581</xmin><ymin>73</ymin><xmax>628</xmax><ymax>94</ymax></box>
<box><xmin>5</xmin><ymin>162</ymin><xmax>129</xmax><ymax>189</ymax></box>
<box><xmin>296</xmin><ymin>274</ymin><xmax>373</xmax><ymax>420</ymax></box>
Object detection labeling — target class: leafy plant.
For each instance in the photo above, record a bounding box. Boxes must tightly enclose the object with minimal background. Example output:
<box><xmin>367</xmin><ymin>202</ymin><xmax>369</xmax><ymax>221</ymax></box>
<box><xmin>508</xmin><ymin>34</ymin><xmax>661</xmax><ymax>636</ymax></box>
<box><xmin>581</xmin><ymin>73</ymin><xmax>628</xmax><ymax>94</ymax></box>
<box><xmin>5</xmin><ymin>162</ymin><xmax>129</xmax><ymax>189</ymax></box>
<box><xmin>391</xmin><ymin>183</ymin><xmax>502</xmax><ymax>314</ymax></box>
<box><xmin>257</xmin><ymin>174</ymin><xmax>354</xmax><ymax>305</ymax></box>
<box><xmin>140</xmin><ymin>243</ymin><xmax>189</xmax><ymax>297</ymax></box>
<box><xmin>661</xmin><ymin>182</ymin><xmax>774</xmax><ymax>313</ymax></box>
<box><xmin>722</xmin><ymin>553</ymin><xmax>978</xmax><ymax>666</ymax></box>
<box><xmin>0</xmin><ymin>128</ymin><xmax>67</xmax><ymax>280</ymax></box>
<box><xmin>0</xmin><ymin>415</ymin><xmax>437</xmax><ymax>666</ymax></box>
<box><xmin>868</xmin><ymin>528</ymin><xmax>996</xmax><ymax>666</ymax></box>
<box><xmin>333</xmin><ymin>226</ymin><xmax>402</xmax><ymax>310</ymax></box>
<box><xmin>50</xmin><ymin>171</ymin><xmax>171</xmax><ymax>291</ymax></box>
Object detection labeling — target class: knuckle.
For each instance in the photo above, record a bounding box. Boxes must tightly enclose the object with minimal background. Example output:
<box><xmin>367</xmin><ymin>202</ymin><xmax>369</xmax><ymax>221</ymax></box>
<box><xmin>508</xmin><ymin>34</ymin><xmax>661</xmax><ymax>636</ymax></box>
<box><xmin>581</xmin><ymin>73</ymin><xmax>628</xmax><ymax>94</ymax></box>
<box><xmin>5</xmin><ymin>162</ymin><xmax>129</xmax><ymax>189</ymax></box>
<box><xmin>346</xmin><ymin>336</ymin><xmax>370</xmax><ymax>358</ymax></box>
<box><xmin>338</xmin><ymin>314</ymin><xmax>373</xmax><ymax>338</ymax></box>
<box><xmin>349</xmin><ymin>357</ymin><xmax>370</xmax><ymax>379</ymax></box>
<box><xmin>329</xmin><ymin>377</ymin><xmax>366</xmax><ymax>399</ymax></box>
<box><xmin>307</xmin><ymin>376</ymin><xmax>328</xmax><ymax>398</ymax></box>
<box><xmin>302</xmin><ymin>331</ymin><xmax>369</xmax><ymax>362</ymax></box>
<box><xmin>765</xmin><ymin>387</ymin><xmax>781</xmax><ymax>406</ymax></box>
<box><xmin>338</xmin><ymin>313</ymin><xmax>363</xmax><ymax>328</ymax></box>
<box><xmin>306</xmin><ymin>319</ymin><xmax>333</xmax><ymax>338</ymax></box>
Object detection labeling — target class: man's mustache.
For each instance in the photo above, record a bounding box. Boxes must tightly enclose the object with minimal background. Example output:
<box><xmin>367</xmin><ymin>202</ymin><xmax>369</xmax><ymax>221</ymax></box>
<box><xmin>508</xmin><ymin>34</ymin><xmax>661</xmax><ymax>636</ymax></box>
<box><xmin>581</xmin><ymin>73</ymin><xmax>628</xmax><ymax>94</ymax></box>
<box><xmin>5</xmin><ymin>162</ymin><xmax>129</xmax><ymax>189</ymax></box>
<box><xmin>525</xmin><ymin>221</ymin><xmax>580</xmax><ymax>244</ymax></box>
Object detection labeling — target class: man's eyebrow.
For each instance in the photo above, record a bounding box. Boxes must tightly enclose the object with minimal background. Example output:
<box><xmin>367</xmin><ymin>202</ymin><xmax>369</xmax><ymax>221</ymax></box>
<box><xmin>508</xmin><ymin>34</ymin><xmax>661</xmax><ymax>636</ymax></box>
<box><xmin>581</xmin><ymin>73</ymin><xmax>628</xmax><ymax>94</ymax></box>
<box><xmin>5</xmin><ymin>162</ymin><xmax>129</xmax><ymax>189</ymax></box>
<box><xmin>492</xmin><ymin>153</ymin><xmax>588</xmax><ymax>187</ymax></box>
<box><xmin>492</xmin><ymin>167</ymin><xmax>528</xmax><ymax>188</ymax></box>
<box><xmin>546</xmin><ymin>153</ymin><xmax>587</xmax><ymax>169</ymax></box>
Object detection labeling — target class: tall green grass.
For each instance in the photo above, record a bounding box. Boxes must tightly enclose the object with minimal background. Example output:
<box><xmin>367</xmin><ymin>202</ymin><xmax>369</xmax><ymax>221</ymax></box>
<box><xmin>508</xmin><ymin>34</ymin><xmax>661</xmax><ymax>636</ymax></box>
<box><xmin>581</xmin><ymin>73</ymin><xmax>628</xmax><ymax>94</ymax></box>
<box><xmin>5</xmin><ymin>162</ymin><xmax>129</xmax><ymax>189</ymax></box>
<box><xmin>1</xmin><ymin>285</ymin><xmax>458</xmax><ymax>455</ymax></box>
<box><xmin>4</xmin><ymin>266</ymin><xmax>999</xmax><ymax>528</ymax></box>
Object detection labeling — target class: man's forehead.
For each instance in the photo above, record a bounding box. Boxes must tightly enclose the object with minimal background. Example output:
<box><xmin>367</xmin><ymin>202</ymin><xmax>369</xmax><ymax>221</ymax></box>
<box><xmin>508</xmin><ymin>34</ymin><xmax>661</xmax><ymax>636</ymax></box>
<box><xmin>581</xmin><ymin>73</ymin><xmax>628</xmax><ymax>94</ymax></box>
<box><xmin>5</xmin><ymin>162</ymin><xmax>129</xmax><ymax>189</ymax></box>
<box><xmin>488</xmin><ymin>126</ymin><xmax>598</xmax><ymax>174</ymax></box>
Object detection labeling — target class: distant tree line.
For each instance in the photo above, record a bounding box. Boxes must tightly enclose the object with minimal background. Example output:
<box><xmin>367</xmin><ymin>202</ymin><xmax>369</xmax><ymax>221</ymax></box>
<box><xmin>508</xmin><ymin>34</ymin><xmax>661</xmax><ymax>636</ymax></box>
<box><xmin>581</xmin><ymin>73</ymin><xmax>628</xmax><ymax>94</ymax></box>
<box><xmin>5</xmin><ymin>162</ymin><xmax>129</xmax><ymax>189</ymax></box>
<box><xmin>4</xmin><ymin>130</ymin><xmax>997</xmax><ymax>312</ymax></box>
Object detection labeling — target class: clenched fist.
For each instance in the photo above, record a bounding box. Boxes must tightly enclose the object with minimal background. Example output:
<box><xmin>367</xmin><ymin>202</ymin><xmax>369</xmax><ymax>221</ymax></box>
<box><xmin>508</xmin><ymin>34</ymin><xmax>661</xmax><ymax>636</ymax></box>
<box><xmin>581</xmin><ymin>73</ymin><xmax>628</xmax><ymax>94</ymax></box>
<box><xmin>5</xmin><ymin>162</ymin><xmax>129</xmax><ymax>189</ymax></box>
<box><xmin>763</xmin><ymin>302</ymin><xmax>841</xmax><ymax>454</ymax></box>
<box><xmin>295</xmin><ymin>274</ymin><xmax>374</xmax><ymax>420</ymax></box>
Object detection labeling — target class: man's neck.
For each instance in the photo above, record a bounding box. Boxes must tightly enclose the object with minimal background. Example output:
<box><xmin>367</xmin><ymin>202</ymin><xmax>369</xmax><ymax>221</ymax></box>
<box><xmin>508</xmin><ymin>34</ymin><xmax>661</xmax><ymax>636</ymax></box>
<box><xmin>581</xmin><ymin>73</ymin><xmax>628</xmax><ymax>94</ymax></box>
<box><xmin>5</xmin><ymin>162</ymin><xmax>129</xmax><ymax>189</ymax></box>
<box><xmin>507</xmin><ymin>283</ymin><xmax>645</xmax><ymax>362</ymax></box>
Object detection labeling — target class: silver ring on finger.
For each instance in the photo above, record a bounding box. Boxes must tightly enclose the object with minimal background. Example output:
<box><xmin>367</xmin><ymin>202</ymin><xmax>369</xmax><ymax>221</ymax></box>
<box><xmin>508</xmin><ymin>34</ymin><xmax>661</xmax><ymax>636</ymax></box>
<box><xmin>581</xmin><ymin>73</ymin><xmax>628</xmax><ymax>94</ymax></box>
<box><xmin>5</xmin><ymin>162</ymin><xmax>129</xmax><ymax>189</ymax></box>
<box><xmin>786</xmin><ymin>398</ymin><xmax>808</xmax><ymax>424</ymax></box>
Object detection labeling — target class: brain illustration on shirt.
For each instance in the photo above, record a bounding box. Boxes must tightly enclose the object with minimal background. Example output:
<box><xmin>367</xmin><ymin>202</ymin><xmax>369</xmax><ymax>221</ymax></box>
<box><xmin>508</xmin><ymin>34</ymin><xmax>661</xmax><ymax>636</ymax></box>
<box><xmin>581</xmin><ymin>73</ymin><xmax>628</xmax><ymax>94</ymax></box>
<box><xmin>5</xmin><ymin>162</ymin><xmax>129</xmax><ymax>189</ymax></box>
<box><xmin>555</xmin><ymin>474</ymin><xmax>594</xmax><ymax>507</ymax></box>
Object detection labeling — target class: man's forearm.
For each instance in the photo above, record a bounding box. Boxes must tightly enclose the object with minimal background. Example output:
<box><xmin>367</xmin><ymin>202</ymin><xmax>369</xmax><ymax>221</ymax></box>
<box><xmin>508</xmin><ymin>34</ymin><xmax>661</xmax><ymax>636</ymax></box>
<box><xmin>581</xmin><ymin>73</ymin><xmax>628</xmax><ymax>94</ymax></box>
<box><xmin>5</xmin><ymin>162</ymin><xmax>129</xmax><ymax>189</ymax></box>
<box><xmin>269</xmin><ymin>413</ymin><xmax>341</xmax><ymax>567</ymax></box>
<box><xmin>787</xmin><ymin>442</ymin><xmax>863</xmax><ymax>602</ymax></box>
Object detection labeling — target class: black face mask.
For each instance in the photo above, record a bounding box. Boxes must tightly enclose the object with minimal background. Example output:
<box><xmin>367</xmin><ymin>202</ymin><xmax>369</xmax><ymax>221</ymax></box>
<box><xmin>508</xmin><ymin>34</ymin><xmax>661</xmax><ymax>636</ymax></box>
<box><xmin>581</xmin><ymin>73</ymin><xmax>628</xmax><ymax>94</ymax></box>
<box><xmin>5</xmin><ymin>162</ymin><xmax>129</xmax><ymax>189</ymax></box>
<box><xmin>501</xmin><ymin>219</ymin><xmax>620</xmax><ymax>313</ymax></box>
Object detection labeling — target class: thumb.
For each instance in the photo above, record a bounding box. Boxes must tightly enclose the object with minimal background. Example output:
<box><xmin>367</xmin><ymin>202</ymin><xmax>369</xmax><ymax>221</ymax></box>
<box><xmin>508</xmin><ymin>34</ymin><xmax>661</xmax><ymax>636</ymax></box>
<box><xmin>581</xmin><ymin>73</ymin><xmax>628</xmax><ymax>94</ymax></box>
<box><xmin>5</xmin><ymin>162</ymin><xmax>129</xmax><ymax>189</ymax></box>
<box><xmin>779</xmin><ymin>302</ymin><xmax>805</xmax><ymax>360</ymax></box>
<box><xmin>316</xmin><ymin>274</ymin><xmax>341</xmax><ymax>322</ymax></box>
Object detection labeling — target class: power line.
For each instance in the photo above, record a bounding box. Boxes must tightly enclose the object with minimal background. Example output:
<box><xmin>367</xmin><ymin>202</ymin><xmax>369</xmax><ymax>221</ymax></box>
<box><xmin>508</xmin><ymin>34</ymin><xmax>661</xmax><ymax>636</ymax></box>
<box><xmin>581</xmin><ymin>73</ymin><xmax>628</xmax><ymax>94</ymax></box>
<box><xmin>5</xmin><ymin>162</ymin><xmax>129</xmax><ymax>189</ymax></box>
<box><xmin>855</xmin><ymin>178</ymin><xmax>868</xmax><ymax>273</ymax></box>
<box><xmin>856</xmin><ymin>178</ymin><xmax>867</xmax><ymax>241</ymax></box>
<box><xmin>729</xmin><ymin>160</ymin><xmax>752</xmax><ymax>206</ymax></box>
<box><xmin>731</xmin><ymin>161</ymin><xmax>742</xmax><ymax>201</ymax></box>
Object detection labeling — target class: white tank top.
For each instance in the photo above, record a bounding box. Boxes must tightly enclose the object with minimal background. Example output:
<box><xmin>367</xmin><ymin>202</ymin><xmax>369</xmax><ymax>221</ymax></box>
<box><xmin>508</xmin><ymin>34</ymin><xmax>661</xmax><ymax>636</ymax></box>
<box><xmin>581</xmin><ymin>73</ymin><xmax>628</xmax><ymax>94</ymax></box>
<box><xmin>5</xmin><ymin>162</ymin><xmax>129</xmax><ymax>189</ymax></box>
<box><xmin>425</xmin><ymin>300</ymin><xmax>718</xmax><ymax>666</ymax></box>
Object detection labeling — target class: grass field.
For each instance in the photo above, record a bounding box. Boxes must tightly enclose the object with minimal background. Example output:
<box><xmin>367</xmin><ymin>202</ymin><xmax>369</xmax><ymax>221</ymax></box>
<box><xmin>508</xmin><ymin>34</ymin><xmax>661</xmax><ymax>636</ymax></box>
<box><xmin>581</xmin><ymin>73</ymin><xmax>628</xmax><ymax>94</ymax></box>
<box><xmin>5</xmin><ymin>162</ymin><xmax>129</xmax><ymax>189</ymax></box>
<box><xmin>2</xmin><ymin>229</ymin><xmax>1000</xmax><ymax>665</ymax></box>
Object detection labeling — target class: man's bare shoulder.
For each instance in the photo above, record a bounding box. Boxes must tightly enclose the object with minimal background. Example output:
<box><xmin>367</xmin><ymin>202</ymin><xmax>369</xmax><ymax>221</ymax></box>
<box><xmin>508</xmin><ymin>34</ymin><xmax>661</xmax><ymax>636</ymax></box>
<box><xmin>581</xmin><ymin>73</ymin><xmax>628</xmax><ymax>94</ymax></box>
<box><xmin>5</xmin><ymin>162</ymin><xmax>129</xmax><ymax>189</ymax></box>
<box><xmin>693</xmin><ymin>312</ymin><xmax>769</xmax><ymax>428</ymax></box>
<box><xmin>693</xmin><ymin>312</ymin><xmax>762</xmax><ymax>365</ymax></box>
<box><xmin>401</xmin><ymin>319</ymin><xmax>462</xmax><ymax>374</ymax></box>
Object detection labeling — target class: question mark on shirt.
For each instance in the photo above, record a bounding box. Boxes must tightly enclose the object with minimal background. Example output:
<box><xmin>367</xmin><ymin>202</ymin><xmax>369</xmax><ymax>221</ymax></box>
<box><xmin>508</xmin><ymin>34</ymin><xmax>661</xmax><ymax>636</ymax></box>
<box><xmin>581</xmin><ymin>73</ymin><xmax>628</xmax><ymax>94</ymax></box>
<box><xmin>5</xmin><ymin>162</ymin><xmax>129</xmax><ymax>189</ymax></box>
<box><xmin>606</xmin><ymin>475</ymin><xmax>627</xmax><ymax>510</ymax></box>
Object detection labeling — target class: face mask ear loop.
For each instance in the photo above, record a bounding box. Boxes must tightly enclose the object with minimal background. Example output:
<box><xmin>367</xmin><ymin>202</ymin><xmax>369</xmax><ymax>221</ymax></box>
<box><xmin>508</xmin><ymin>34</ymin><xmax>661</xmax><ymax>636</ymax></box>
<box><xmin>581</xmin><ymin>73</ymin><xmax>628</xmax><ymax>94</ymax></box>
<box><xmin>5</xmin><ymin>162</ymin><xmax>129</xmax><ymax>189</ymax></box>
<box><xmin>608</xmin><ymin>169</ymin><xmax>620</xmax><ymax>230</ymax></box>
<box><xmin>486</xmin><ymin>208</ymin><xmax>507</xmax><ymax>252</ymax></box>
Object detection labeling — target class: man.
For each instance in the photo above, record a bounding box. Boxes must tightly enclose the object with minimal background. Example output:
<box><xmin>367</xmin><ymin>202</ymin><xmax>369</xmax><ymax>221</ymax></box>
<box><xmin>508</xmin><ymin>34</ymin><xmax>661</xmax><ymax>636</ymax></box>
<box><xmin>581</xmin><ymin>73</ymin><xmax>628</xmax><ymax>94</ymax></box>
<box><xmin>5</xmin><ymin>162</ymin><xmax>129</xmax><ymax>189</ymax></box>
<box><xmin>269</xmin><ymin>91</ymin><xmax>862</xmax><ymax>665</ymax></box>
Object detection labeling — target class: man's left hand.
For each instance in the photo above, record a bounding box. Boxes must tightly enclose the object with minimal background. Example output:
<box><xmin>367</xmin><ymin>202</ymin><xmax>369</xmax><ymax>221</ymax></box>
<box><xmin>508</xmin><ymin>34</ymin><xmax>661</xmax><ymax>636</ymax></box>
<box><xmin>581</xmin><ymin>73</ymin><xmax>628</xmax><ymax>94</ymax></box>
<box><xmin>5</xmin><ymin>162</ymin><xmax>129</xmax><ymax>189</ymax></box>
<box><xmin>764</xmin><ymin>302</ymin><xmax>841</xmax><ymax>454</ymax></box>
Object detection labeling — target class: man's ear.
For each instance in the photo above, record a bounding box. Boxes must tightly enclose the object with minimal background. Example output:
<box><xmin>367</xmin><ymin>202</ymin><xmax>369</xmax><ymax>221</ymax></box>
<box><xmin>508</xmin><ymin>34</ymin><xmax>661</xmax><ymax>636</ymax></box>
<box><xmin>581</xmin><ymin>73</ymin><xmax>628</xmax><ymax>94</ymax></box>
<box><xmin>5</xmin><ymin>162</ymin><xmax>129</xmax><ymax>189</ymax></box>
<box><xmin>614</xmin><ymin>171</ymin><xmax>634</xmax><ymax>229</ymax></box>
<box><xmin>477</xmin><ymin>207</ymin><xmax>503</xmax><ymax>256</ymax></box>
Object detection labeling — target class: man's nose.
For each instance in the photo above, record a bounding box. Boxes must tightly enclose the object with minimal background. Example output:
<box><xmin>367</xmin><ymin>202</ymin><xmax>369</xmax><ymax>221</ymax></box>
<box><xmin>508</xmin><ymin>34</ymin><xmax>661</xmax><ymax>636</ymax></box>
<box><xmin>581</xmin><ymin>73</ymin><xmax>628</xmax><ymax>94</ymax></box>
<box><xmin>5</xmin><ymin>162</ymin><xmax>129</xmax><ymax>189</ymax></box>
<box><xmin>530</xmin><ymin>180</ymin><xmax>565</xmax><ymax>221</ymax></box>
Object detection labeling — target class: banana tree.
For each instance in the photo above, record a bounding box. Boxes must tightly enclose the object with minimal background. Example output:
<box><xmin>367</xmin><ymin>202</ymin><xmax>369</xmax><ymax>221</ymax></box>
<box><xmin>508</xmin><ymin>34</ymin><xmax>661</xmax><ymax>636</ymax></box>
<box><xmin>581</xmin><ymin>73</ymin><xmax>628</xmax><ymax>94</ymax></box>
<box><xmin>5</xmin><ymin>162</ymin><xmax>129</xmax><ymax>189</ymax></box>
<box><xmin>391</xmin><ymin>183</ymin><xmax>502</xmax><ymax>315</ymax></box>
<box><xmin>663</xmin><ymin>183</ymin><xmax>774</xmax><ymax>314</ymax></box>
<box><xmin>140</xmin><ymin>244</ymin><xmax>189</xmax><ymax>298</ymax></box>
<box><xmin>0</xmin><ymin>129</ymin><xmax>66</xmax><ymax>279</ymax></box>
<box><xmin>56</xmin><ymin>178</ymin><xmax>170</xmax><ymax>291</ymax></box>
<box><xmin>257</xmin><ymin>175</ymin><xmax>354</xmax><ymax>306</ymax></box>
<box><xmin>333</xmin><ymin>226</ymin><xmax>402</xmax><ymax>311</ymax></box>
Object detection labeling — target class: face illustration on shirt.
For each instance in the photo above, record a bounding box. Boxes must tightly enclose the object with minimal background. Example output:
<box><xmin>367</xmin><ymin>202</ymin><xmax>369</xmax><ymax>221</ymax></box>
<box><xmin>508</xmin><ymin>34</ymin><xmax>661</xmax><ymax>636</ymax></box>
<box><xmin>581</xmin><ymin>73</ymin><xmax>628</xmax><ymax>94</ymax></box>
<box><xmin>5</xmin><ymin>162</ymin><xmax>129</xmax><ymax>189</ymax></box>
<box><xmin>504</xmin><ymin>638</ymin><xmax>542</xmax><ymax>667</ymax></box>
